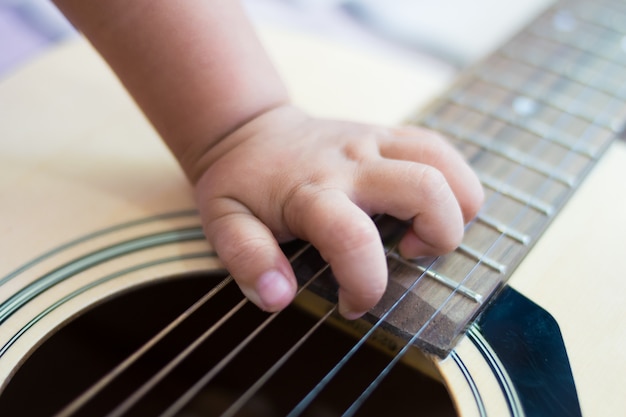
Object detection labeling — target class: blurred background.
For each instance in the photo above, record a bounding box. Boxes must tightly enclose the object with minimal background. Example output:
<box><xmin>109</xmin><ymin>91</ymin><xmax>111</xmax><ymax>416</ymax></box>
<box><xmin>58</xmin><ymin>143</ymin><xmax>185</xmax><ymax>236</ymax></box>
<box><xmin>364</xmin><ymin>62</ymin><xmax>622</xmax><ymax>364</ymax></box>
<box><xmin>0</xmin><ymin>0</ymin><xmax>551</xmax><ymax>80</ymax></box>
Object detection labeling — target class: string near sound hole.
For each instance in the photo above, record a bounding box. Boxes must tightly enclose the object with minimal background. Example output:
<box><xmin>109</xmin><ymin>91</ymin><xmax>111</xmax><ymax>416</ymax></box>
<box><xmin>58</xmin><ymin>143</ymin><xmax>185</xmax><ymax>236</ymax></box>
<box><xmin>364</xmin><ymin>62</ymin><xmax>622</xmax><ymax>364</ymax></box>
<box><xmin>0</xmin><ymin>273</ymin><xmax>454</xmax><ymax>416</ymax></box>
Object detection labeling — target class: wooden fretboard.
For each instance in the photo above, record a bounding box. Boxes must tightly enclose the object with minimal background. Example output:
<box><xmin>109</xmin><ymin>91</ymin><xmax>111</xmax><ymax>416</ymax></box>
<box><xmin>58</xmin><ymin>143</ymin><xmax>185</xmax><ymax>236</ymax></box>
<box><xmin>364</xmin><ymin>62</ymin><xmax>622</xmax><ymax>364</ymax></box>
<box><xmin>299</xmin><ymin>0</ymin><xmax>626</xmax><ymax>357</ymax></box>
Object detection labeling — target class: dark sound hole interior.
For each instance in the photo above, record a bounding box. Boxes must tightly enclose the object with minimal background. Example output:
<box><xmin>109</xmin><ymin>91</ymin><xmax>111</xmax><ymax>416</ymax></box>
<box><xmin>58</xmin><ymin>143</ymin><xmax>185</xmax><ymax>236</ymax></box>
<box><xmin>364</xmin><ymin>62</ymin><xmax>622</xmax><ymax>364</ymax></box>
<box><xmin>0</xmin><ymin>272</ymin><xmax>455</xmax><ymax>416</ymax></box>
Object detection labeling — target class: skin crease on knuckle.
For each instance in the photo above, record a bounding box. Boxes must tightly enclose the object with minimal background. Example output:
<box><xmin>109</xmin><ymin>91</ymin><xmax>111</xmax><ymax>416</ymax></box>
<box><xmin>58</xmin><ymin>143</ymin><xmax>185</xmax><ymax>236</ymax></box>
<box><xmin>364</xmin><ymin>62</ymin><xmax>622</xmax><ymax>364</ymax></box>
<box><xmin>328</xmin><ymin>218</ymin><xmax>388</xmax><ymax>315</ymax></box>
<box><xmin>47</xmin><ymin>0</ymin><xmax>487</xmax><ymax>322</ymax></box>
<box><xmin>195</xmin><ymin>111</ymin><xmax>478</xmax><ymax>318</ymax></box>
<box><xmin>415</xmin><ymin>168</ymin><xmax>464</xmax><ymax>248</ymax></box>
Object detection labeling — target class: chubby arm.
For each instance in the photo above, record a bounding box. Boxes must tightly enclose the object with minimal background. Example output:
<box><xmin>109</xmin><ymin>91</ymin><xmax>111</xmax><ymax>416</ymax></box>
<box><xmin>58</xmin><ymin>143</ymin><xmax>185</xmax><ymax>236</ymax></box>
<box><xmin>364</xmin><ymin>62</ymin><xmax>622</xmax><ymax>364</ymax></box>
<box><xmin>53</xmin><ymin>0</ymin><xmax>288</xmax><ymax>180</ymax></box>
<box><xmin>53</xmin><ymin>0</ymin><xmax>483</xmax><ymax>319</ymax></box>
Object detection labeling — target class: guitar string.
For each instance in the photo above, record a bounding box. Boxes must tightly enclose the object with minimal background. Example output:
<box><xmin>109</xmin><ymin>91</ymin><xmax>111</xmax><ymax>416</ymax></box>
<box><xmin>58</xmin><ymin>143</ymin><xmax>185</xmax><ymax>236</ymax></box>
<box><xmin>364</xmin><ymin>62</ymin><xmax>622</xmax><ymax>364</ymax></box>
<box><xmin>290</xmin><ymin>195</ymin><xmax>521</xmax><ymax>416</ymax></box>
<box><xmin>284</xmin><ymin>8</ymin><xmax>621</xmax><ymax>415</ymax></box>
<box><xmin>415</xmin><ymin>26</ymin><xmax>590</xmax><ymax>271</ymax></box>
<box><xmin>176</xmin><ymin>9</ymin><xmax>623</xmax><ymax>415</ymax></box>
<box><xmin>113</xmin><ymin>251</ymin><xmax>334</xmax><ymax>417</ymax></box>
<box><xmin>57</xmin><ymin>2</ymin><xmax>624</xmax><ymax>412</ymax></box>
<box><xmin>339</xmin><ymin>58</ymin><xmax>614</xmax><ymax>417</ymax></box>
<box><xmin>219</xmin><ymin>306</ymin><xmax>337</xmax><ymax>417</ymax></box>
<box><xmin>55</xmin><ymin>241</ymin><xmax>312</xmax><ymax>417</ymax></box>
<box><xmin>285</xmin><ymin>255</ymin><xmax>441</xmax><ymax>417</ymax></box>
<box><xmin>509</xmin><ymin>6</ymin><xmax>626</xmax><ymax>108</ymax></box>
<box><xmin>497</xmin><ymin>16</ymin><xmax>626</xmax><ymax>118</ymax></box>
<box><xmin>454</xmin><ymin>15</ymin><xmax>616</xmax><ymax>218</ymax></box>
<box><xmin>105</xmin><ymin>297</ymin><xmax>248</xmax><ymax>417</ymax></box>
<box><xmin>341</xmin><ymin>257</ymin><xmax>487</xmax><ymax>417</ymax></box>
<box><xmin>283</xmin><ymin>59</ymin><xmax>569</xmax><ymax>416</ymax></box>
<box><xmin>528</xmin><ymin>8</ymin><xmax>622</xmax><ymax>65</ymax></box>
<box><xmin>52</xmin><ymin>274</ymin><xmax>235</xmax><ymax>417</ymax></box>
<box><xmin>339</xmin><ymin>17</ymin><xmax>625</xmax><ymax>417</ymax></box>
<box><xmin>158</xmin><ymin>239</ymin><xmax>402</xmax><ymax>417</ymax></box>
<box><xmin>517</xmin><ymin>9</ymin><xmax>626</xmax><ymax>157</ymax></box>
<box><xmin>570</xmin><ymin>2</ymin><xmax>626</xmax><ymax>65</ymax></box>
<box><xmin>148</xmin><ymin>30</ymin><xmax>615</xmax><ymax>417</ymax></box>
<box><xmin>168</xmin><ymin>9</ymin><xmax>616</xmax><ymax>417</ymax></box>
<box><xmin>503</xmin><ymin>33</ymin><xmax>624</xmax><ymax>107</ymax></box>
<box><xmin>446</xmin><ymin>7</ymin><xmax>621</xmax><ymax>270</ymax></box>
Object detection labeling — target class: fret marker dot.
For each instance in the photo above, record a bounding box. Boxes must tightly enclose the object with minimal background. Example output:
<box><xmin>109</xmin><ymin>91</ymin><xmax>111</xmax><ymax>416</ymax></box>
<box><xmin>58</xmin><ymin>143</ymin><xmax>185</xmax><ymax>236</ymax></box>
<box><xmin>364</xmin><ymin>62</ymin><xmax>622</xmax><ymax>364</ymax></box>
<box><xmin>552</xmin><ymin>10</ymin><xmax>576</xmax><ymax>32</ymax></box>
<box><xmin>512</xmin><ymin>96</ymin><xmax>537</xmax><ymax>117</ymax></box>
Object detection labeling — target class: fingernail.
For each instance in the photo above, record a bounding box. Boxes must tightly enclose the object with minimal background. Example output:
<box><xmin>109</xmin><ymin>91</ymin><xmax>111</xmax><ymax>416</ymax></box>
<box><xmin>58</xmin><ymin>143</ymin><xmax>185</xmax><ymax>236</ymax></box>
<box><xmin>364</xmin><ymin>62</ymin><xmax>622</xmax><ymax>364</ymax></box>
<box><xmin>256</xmin><ymin>270</ymin><xmax>293</xmax><ymax>311</ymax></box>
<box><xmin>338</xmin><ymin>305</ymin><xmax>367</xmax><ymax>320</ymax></box>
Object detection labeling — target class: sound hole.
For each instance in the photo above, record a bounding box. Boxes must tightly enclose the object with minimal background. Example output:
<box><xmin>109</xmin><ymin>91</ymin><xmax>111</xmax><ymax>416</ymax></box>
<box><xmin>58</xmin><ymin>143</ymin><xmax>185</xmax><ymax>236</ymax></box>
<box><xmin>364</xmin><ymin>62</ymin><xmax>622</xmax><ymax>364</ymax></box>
<box><xmin>0</xmin><ymin>273</ymin><xmax>455</xmax><ymax>416</ymax></box>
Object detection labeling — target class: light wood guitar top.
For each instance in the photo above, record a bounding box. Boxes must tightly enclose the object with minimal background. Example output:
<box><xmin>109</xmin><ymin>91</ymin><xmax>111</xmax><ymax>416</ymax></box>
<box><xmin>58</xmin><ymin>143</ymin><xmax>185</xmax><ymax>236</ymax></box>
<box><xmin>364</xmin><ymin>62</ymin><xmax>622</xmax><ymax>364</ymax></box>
<box><xmin>1</xmin><ymin>19</ymin><xmax>625</xmax><ymax>416</ymax></box>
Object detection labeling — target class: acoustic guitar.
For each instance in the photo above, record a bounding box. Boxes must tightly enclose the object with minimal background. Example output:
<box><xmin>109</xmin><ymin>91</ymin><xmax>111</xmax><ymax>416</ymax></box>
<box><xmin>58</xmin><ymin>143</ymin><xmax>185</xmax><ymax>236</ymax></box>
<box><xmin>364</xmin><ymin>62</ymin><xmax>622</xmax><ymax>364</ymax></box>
<box><xmin>1</xmin><ymin>0</ymin><xmax>625</xmax><ymax>415</ymax></box>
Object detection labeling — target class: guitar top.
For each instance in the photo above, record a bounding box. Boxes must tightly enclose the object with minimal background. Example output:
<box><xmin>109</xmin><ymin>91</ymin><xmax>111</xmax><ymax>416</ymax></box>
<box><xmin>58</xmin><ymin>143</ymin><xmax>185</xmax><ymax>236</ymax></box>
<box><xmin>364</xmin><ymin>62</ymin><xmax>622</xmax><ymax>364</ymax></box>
<box><xmin>1</xmin><ymin>0</ymin><xmax>626</xmax><ymax>416</ymax></box>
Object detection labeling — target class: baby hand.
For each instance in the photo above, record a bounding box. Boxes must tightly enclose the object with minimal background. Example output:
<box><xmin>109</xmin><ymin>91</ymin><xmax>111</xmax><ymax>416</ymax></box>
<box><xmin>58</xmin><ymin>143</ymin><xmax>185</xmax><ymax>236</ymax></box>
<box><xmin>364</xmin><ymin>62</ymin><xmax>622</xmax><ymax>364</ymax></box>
<box><xmin>192</xmin><ymin>105</ymin><xmax>483</xmax><ymax>319</ymax></box>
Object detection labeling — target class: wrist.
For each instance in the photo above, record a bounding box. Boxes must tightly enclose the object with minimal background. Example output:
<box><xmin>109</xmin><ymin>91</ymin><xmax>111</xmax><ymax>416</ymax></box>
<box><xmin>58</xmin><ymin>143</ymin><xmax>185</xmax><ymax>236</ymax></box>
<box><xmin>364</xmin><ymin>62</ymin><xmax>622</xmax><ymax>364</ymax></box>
<box><xmin>182</xmin><ymin>101</ymin><xmax>301</xmax><ymax>185</ymax></box>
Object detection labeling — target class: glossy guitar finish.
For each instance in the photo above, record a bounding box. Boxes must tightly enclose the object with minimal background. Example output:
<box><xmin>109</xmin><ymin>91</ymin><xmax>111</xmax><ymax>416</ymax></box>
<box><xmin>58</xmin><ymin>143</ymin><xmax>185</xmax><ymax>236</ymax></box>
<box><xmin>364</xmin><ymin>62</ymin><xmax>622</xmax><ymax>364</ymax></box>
<box><xmin>1</xmin><ymin>0</ymin><xmax>626</xmax><ymax>415</ymax></box>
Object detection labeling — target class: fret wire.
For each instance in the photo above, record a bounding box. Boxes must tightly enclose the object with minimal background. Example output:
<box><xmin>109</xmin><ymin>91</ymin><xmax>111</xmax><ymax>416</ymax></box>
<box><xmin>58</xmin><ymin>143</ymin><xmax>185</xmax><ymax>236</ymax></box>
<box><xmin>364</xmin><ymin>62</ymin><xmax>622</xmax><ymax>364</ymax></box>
<box><xmin>442</xmin><ymin>100</ymin><xmax>574</xmax><ymax>184</ymax></box>
<box><xmin>480</xmin><ymin>174</ymin><xmax>554</xmax><ymax>215</ymax></box>
<box><xmin>478</xmin><ymin>90</ymin><xmax>619</xmax><ymax>263</ymax></box>
<box><xmin>478</xmin><ymin>26</ymin><xmax>620</xmax><ymax>234</ymax></box>
<box><xmin>567</xmin><ymin>14</ymin><xmax>626</xmax><ymax>64</ymax></box>
<box><xmin>499</xmin><ymin>32</ymin><xmax>623</xmax><ymax>98</ymax></box>
<box><xmin>498</xmin><ymin>34</ymin><xmax>626</xmax><ymax>102</ymax></box>
<box><xmin>578</xmin><ymin>2</ymin><xmax>626</xmax><ymax>33</ymax></box>
<box><xmin>528</xmin><ymin>14</ymin><xmax>626</xmax><ymax>66</ymax></box>
<box><xmin>534</xmin><ymin>8</ymin><xmax>624</xmax><ymax>43</ymax></box>
<box><xmin>219</xmin><ymin>306</ymin><xmax>336</xmax><ymax>417</ymax></box>
<box><xmin>428</xmin><ymin>38</ymin><xmax>606</xmax><ymax>164</ymax></box>
<box><xmin>416</xmin><ymin>0</ymin><xmax>620</xmax><ymax>350</ymax></box>
<box><xmin>387</xmin><ymin>252</ymin><xmax>483</xmax><ymax>302</ymax></box>
<box><xmin>495</xmin><ymin>23</ymin><xmax>626</xmax><ymax>125</ymax></box>
<box><xmin>448</xmin><ymin>92</ymin><xmax>597</xmax><ymax>157</ymax></box>
<box><xmin>494</xmin><ymin>46</ymin><xmax>618</xmax><ymax>100</ymax></box>
<box><xmin>352</xmin><ymin>209</ymin><xmax>527</xmax><ymax>410</ymax></box>
<box><xmin>493</xmin><ymin>8</ymin><xmax>626</xmax><ymax>226</ymax></box>
<box><xmin>459</xmin><ymin>43</ymin><xmax>624</xmax><ymax>297</ymax></box>
<box><xmin>420</xmin><ymin>105</ymin><xmax>530</xmax><ymax>276</ymax></box>
<box><xmin>415</xmin><ymin>121</ymin><xmax>575</xmax><ymax>354</ymax></box>
<box><xmin>303</xmin><ymin>0</ymin><xmax>624</xmax><ymax>401</ymax></box>
<box><xmin>437</xmin><ymin>74</ymin><xmax>594</xmax><ymax>166</ymax></box>
<box><xmin>219</xmin><ymin>238</ymin><xmax>406</xmax><ymax>416</ymax></box>
<box><xmin>551</xmin><ymin>12</ymin><xmax>626</xmax><ymax>143</ymax></box>
<box><xmin>410</xmin><ymin>8</ymin><xmax>624</xmax><ymax>354</ymax></box>
<box><xmin>460</xmin><ymin>128</ymin><xmax>575</xmax><ymax>186</ymax></box>
<box><xmin>475</xmin><ymin>58</ymin><xmax>619</xmax><ymax>133</ymax></box>
<box><xmin>421</xmin><ymin>17</ymin><xmax>621</xmax><ymax>335</ymax></box>
<box><xmin>426</xmin><ymin>66</ymin><xmax>572</xmax><ymax>249</ymax></box>
<box><xmin>476</xmin><ymin>213</ymin><xmax>531</xmax><ymax>245</ymax></box>
<box><xmin>423</xmin><ymin>107</ymin><xmax>535</xmax><ymax>248</ymax></box>
<box><xmin>550</xmin><ymin>42</ymin><xmax>626</xmax><ymax>129</ymax></box>
<box><xmin>52</xmin><ymin>275</ymin><xmax>235</xmax><ymax>417</ymax></box>
<box><xmin>285</xmin><ymin>256</ymin><xmax>440</xmax><ymax>417</ymax></box>
<box><xmin>54</xmin><ymin>3</ymin><xmax>626</xmax><ymax>416</ymax></box>
<box><xmin>341</xmin><ymin>231</ymin><xmax>499</xmax><ymax>417</ymax></box>
<box><xmin>457</xmin><ymin>244</ymin><xmax>507</xmax><ymax>274</ymax></box>
<box><xmin>565</xmin><ymin>0</ymin><xmax>626</xmax><ymax>35</ymax></box>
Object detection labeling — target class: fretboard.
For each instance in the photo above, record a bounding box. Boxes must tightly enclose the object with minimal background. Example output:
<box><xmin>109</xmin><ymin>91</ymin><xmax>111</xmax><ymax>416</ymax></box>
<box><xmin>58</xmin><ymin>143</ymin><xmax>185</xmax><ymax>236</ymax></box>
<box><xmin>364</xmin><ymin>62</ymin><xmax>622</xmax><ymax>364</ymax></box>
<box><xmin>300</xmin><ymin>0</ymin><xmax>626</xmax><ymax>357</ymax></box>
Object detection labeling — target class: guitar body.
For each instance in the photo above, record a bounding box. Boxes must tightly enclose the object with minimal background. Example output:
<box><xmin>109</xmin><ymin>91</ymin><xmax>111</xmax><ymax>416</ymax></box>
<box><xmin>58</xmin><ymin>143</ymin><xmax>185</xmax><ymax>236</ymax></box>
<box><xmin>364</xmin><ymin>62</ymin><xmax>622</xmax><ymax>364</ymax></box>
<box><xmin>440</xmin><ymin>140</ymin><xmax>626</xmax><ymax>415</ymax></box>
<box><xmin>2</xmin><ymin>1</ymin><xmax>626</xmax><ymax>415</ymax></box>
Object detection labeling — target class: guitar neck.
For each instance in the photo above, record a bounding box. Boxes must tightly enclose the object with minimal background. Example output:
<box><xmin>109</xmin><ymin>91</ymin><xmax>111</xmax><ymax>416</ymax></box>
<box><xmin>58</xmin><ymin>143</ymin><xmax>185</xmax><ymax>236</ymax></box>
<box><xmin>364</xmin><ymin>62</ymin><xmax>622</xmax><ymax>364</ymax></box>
<box><xmin>334</xmin><ymin>0</ymin><xmax>626</xmax><ymax>356</ymax></box>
